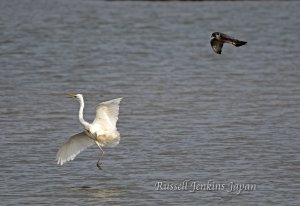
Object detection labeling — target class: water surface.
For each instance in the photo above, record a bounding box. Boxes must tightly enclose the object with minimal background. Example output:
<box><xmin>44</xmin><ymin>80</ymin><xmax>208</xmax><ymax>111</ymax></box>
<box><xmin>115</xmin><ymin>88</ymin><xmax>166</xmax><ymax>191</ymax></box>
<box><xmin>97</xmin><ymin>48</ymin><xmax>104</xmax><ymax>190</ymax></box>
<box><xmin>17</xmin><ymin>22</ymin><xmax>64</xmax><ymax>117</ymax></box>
<box><xmin>0</xmin><ymin>0</ymin><xmax>299</xmax><ymax>205</ymax></box>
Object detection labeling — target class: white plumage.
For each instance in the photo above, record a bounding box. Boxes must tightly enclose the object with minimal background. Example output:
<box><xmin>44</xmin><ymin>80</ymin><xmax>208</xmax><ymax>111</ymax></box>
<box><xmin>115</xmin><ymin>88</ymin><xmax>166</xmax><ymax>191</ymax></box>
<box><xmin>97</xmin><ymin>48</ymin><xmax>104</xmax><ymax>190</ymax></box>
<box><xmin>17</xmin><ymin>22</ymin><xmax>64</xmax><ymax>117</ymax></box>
<box><xmin>56</xmin><ymin>132</ymin><xmax>94</xmax><ymax>165</ymax></box>
<box><xmin>56</xmin><ymin>94</ymin><xmax>122</xmax><ymax>169</ymax></box>
<box><xmin>92</xmin><ymin>98</ymin><xmax>121</xmax><ymax>134</ymax></box>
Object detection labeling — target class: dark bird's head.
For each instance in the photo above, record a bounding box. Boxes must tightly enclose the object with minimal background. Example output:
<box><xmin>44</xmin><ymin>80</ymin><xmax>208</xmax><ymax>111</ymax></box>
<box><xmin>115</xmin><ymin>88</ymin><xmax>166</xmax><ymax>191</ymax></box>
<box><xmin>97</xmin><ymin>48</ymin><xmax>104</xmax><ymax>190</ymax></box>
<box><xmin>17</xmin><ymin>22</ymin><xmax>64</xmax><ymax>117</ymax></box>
<box><xmin>211</xmin><ymin>32</ymin><xmax>219</xmax><ymax>38</ymax></box>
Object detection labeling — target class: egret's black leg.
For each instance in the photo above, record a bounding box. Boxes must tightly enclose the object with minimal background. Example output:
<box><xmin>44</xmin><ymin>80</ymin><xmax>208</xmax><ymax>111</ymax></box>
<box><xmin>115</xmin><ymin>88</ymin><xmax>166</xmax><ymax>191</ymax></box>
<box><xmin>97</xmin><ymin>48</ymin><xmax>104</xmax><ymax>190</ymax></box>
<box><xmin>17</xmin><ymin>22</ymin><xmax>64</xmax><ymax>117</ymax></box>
<box><xmin>95</xmin><ymin>141</ymin><xmax>104</xmax><ymax>170</ymax></box>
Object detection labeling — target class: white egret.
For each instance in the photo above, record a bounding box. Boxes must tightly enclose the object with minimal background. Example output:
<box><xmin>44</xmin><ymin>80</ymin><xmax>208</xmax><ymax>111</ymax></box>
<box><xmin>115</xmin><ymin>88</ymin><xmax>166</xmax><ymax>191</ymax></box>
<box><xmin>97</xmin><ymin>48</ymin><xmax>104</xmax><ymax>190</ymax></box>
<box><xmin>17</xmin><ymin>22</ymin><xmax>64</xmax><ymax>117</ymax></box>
<box><xmin>56</xmin><ymin>93</ymin><xmax>122</xmax><ymax>169</ymax></box>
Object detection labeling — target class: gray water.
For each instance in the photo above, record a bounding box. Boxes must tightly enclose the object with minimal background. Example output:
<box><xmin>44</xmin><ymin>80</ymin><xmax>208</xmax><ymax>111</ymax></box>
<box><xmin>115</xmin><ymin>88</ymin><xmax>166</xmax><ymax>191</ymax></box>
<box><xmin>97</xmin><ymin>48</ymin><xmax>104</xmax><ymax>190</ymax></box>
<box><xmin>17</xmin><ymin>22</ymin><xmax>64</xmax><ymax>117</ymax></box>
<box><xmin>0</xmin><ymin>0</ymin><xmax>300</xmax><ymax>205</ymax></box>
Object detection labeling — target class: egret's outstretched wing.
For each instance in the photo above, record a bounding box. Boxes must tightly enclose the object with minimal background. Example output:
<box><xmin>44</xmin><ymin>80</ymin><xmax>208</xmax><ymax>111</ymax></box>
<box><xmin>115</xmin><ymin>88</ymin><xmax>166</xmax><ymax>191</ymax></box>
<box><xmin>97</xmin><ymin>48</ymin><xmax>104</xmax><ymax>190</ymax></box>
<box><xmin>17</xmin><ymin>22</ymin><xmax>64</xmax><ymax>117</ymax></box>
<box><xmin>56</xmin><ymin>132</ymin><xmax>95</xmax><ymax>165</ymax></box>
<box><xmin>92</xmin><ymin>98</ymin><xmax>122</xmax><ymax>131</ymax></box>
<box><xmin>210</xmin><ymin>38</ymin><xmax>223</xmax><ymax>54</ymax></box>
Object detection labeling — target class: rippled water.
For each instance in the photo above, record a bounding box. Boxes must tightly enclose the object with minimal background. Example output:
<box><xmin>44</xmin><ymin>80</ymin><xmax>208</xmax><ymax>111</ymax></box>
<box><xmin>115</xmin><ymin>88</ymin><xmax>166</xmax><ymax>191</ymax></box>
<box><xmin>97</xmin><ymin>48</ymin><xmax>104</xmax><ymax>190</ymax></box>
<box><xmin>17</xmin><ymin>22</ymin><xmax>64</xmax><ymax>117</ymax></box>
<box><xmin>1</xmin><ymin>0</ymin><xmax>299</xmax><ymax>205</ymax></box>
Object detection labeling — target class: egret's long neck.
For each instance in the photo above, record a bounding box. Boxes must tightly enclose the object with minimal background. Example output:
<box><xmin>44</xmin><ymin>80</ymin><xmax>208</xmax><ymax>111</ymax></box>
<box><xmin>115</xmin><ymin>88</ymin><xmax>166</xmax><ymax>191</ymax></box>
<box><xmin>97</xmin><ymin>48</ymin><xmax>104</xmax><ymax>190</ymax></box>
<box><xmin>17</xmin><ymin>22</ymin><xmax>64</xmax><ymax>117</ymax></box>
<box><xmin>78</xmin><ymin>97</ymin><xmax>89</xmax><ymax>128</ymax></box>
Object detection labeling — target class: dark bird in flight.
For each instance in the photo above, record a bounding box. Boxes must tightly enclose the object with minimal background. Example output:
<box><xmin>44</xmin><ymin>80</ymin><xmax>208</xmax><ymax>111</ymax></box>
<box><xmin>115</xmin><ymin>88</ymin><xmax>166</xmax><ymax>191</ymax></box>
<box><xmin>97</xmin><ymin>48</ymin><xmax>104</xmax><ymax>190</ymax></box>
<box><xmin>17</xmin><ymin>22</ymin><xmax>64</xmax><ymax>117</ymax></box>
<box><xmin>210</xmin><ymin>32</ymin><xmax>247</xmax><ymax>54</ymax></box>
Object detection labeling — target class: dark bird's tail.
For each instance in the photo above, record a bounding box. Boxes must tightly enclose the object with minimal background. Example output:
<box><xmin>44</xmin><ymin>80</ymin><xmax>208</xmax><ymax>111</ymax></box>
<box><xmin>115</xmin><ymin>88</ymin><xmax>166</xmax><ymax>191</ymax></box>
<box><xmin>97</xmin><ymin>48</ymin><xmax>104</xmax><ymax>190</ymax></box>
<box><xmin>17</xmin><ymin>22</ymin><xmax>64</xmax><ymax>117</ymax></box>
<box><xmin>234</xmin><ymin>40</ymin><xmax>247</xmax><ymax>47</ymax></box>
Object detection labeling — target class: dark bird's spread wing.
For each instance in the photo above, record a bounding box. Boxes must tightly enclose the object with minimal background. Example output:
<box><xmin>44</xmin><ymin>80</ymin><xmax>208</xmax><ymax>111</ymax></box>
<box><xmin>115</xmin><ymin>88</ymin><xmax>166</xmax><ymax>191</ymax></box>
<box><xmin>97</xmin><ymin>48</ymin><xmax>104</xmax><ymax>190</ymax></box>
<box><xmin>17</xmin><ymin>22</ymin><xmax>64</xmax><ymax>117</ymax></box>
<box><xmin>219</xmin><ymin>32</ymin><xmax>234</xmax><ymax>41</ymax></box>
<box><xmin>219</xmin><ymin>32</ymin><xmax>247</xmax><ymax>47</ymax></box>
<box><xmin>210</xmin><ymin>38</ymin><xmax>223</xmax><ymax>54</ymax></box>
<box><xmin>232</xmin><ymin>40</ymin><xmax>247</xmax><ymax>47</ymax></box>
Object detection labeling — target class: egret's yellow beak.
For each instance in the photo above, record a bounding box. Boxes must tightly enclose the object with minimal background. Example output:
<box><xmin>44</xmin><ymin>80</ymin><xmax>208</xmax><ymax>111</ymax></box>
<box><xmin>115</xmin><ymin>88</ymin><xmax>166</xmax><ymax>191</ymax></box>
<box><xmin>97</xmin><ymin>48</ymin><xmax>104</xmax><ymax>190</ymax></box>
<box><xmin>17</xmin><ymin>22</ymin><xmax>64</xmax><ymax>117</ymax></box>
<box><xmin>66</xmin><ymin>93</ymin><xmax>76</xmax><ymax>98</ymax></box>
